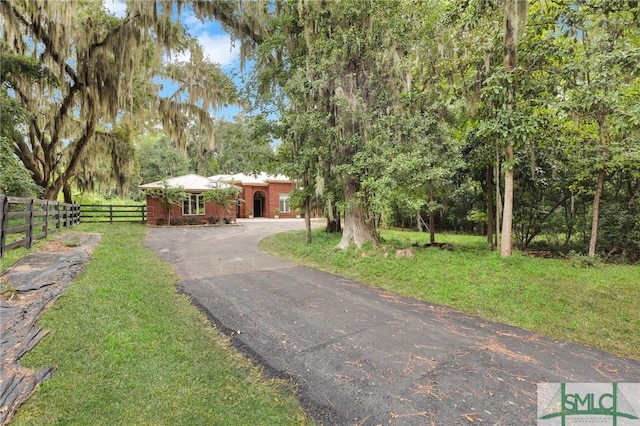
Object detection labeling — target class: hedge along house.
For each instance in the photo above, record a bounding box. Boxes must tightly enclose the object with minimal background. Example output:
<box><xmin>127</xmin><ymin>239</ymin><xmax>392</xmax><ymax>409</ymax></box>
<box><xmin>208</xmin><ymin>173</ymin><xmax>296</xmax><ymax>218</ymax></box>
<box><xmin>139</xmin><ymin>174</ymin><xmax>239</xmax><ymax>225</ymax></box>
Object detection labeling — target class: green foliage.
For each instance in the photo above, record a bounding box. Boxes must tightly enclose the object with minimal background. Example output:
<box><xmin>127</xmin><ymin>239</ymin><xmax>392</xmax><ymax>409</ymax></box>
<box><xmin>1</xmin><ymin>2</ymin><xmax>238</xmax><ymax>201</ymax></box>
<box><xmin>202</xmin><ymin>184</ymin><xmax>242</xmax><ymax>221</ymax></box>
<box><xmin>146</xmin><ymin>182</ymin><xmax>187</xmax><ymax>226</ymax></box>
<box><xmin>0</xmin><ymin>52</ymin><xmax>58</xmax><ymax>87</ymax></box>
<box><xmin>73</xmin><ymin>193</ymin><xmax>143</xmax><ymax>205</ymax></box>
<box><xmin>0</xmin><ymin>140</ymin><xmax>41</xmax><ymax>197</ymax></box>
<box><xmin>210</xmin><ymin>116</ymin><xmax>277</xmax><ymax>175</ymax></box>
<box><xmin>138</xmin><ymin>135</ymin><xmax>191</xmax><ymax>184</ymax></box>
<box><xmin>567</xmin><ymin>250</ymin><xmax>603</xmax><ymax>269</ymax></box>
<box><xmin>0</xmin><ymin>70</ymin><xmax>41</xmax><ymax>197</ymax></box>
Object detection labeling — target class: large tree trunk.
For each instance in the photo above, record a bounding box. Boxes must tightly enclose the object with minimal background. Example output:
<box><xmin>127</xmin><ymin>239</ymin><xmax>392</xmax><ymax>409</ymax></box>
<box><xmin>500</xmin><ymin>142</ymin><xmax>514</xmax><ymax>257</ymax></box>
<box><xmin>500</xmin><ymin>0</ymin><xmax>525</xmax><ymax>257</ymax></box>
<box><xmin>337</xmin><ymin>175</ymin><xmax>379</xmax><ymax>249</ymax></box>
<box><xmin>589</xmin><ymin>114</ymin><xmax>608</xmax><ymax>258</ymax></box>
<box><xmin>495</xmin><ymin>147</ymin><xmax>502</xmax><ymax>251</ymax></box>
<box><xmin>62</xmin><ymin>185</ymin><xmax>73</xmax><ymax>204</ymax></box>
<box><xmin>37</xmin><ymin>98</ymin><xmax>97</xmax><ymax>201</ymax></box>
<box><xmin>588</xmin><ymin>169</ymin><xmax>604</xmax><ymax>258</ymax></box>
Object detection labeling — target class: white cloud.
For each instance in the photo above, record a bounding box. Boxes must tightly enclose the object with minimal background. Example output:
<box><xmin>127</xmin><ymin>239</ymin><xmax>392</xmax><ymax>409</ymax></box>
<box><xmin>197</xmin><ymin>33</ymin><xmax>239</xmax><ymax>67</ymax></box>
<box><xmin>165</xmin><ymin>33</ymin><xmax>239</xmax><ymax>67</ymax></box>
<box><xmin>102</xmin><ymin>0</ymin><xmax>126</xmax><ymax>17</ymax></box>
<box><xmin>181</xmin><ymin>13</ymin><xmax>204</xmax><ymax>31</ymax></box>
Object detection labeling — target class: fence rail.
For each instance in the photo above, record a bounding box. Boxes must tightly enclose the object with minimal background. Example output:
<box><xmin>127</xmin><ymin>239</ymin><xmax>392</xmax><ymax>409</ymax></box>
<box><xmin>0</xmin><ymin>195</ymin><xmax>80</xmax><ymax>258</ymax></box>
<box><xmin>1</xmin><ymin>198</ymin><xmax>147</xmax><ymax>258</ymax></box>
<box><xmin>79</xmin><ymin>204</ymin><xmax>146</xmax><ymax>224</ymax></box>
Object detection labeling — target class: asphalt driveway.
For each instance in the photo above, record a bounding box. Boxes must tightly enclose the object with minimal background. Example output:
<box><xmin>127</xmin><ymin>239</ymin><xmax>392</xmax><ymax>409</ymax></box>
<box><xmin>145</xmin><ymin>219</ymin><xmax>640</xmax><ymax>425</ymax></box>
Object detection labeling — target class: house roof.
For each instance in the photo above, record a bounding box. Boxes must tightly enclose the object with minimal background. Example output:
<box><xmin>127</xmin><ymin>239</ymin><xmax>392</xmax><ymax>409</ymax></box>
<box><xmin>139</xmin><ymin>174</ymin><xmax>232</xmax><ymax>191</ymax></box>
<box><xmin>208</xmin><ymin>172</ymin><xmax>292</xmax><ymax>186</ymax></box>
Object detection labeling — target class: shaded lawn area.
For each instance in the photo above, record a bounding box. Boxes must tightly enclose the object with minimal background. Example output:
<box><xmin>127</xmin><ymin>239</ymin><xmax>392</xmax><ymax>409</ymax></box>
<box><xmin>260</xmin><ymin>229</ymin><xmax>640</xmax><ymax>360</ymax></box>
<box><xmin>11</xmin><ymin>223</ymin><xmax>310</xmax><ymax>425</ymax></box>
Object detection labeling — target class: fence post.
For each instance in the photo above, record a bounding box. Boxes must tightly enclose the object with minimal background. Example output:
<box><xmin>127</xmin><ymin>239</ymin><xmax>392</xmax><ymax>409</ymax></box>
<box><xmin>0</xmin><ymin>195</ymin><xmax>8</xmax><ymax>258</ymax></box>
<box><xmin>55</xmin><ymin>202</ymin><xmax>61</xmax><ymax>231</ymax></box>
<box><xmin>25</xmin><ymin>198</ymin><xmax>34</xmax><ymax>249</ymax></box>
<box><xmin>109</xmin><ymin>205</ymin><xmax>113</xmax><ymax>224</ymax></box>
<box><xmin>44</xmin><ymin>200</ymin><xmax>50</xmax><ymax>239</ymax></box>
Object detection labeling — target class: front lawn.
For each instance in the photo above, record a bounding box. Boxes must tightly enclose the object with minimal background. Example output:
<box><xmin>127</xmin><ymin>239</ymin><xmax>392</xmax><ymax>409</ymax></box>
<box><xmin>12</xmin><ymin>223</ymin><xmax>310</xmax><ymax>425</ymax></box>
<box><xmin>260</xmin><ymin>229</ymin><xmax>640</xmax><ymax>360</ymax></box>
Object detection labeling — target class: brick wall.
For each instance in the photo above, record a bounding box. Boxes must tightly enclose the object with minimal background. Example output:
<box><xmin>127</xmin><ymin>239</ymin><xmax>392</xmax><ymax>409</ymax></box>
<box><xmin>145</xmin><ymin>181</ymin><xmax>298</xmax><ymax>222</ymax></box>
<box><xmin>267</xmin><ymin>182</ymin><xmax>296</xmax><ymax>218</ymax></box>
<box><xmin>145</xmin><ymin>193</ymin><xmax>237</xmax><ymax>225</ymax></box>
<box><xmin>238</xmin><ymin>182</ymin><xmax>296</xmax><ymax>218</ymax></box>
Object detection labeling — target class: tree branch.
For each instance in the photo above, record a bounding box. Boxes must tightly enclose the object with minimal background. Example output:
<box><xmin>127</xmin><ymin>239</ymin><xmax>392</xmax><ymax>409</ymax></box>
<box><xmin>4</xmin><ymin>1</ymin><xmax>82</xmax><ymax>88</ymax></box>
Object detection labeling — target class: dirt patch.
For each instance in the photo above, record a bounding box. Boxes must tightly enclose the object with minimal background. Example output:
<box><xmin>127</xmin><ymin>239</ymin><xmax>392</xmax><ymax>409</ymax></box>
<box><xmin>0</xmin><ymin>233</ymin><xmax>100</xmax><ymax>425</ymax></box>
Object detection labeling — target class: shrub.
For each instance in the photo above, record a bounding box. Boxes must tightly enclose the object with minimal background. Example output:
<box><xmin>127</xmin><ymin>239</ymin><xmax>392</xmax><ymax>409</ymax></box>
<box><xmin>567</xmin><ymin>250</ymin><xmax>603</xmax><ymax>268</ymax></box>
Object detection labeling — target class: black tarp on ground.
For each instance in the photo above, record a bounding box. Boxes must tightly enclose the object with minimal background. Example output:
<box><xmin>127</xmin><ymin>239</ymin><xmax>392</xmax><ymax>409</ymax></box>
<box><xmin>0</xmin><ymin>233</ymin><xmax>100</xmax><ymax>425</ymax></box>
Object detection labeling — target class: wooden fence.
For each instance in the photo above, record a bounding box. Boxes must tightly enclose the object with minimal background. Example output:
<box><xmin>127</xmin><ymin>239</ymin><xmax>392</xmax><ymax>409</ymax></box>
<box><xmin>1</xmin><ymin>197</ymin><xmax>147</xmax><ymax>258</ymax></box>
<box><xmin>80</xmin><ymin>204</ymin><xmax>146</xmax><ymax>224</ymax></box>
<box><xmin>0</xmin><ymin>195</ymin><xmax>80</xmax><ymax>258</ymax></box>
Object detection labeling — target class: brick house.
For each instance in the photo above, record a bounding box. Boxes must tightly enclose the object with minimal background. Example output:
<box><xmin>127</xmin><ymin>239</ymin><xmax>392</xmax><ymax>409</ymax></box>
<box><xmin>139</xmin><ymin>173</ymin><xmax>297</xmax><ymax>225</ymax></box>
<box><xmin>209</xmin><ymin>173</ymin><xmax>297</xmax><ymax>218</ymax></box>
<box><xmin>139</xmin><ymin>174</ymin><xmax>238</xmax><ymax>225</ymax></box>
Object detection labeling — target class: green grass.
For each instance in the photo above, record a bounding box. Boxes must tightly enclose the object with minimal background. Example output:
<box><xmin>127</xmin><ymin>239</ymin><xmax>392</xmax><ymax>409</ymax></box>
<box><xmin>12</xmin><ymin>223</ymin><xmax>310</xmax><ymax>425</ymax></box>
<box><xmin>259</xmin><ymin>229</ymin><xmax>640</xmax><ymax>360</ymax></box>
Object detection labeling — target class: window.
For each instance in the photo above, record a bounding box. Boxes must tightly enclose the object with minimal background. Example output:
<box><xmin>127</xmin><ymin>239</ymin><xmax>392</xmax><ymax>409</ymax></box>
<box><xmin>279</xmin><ymin>193</ymin><xmax>290</xmax><ymax>213</ymax></box>
<box><xmin>183</xmin><ymin>193</ymin><xmax>205</xmax><ymax>215</ymax></box>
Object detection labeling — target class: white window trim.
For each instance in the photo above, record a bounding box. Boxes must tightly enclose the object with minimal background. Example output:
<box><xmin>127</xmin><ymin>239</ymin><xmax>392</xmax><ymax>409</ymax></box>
<box><xmin>183</xmin><ymin>193</ymin><xmax>205</xmax><ymax>216</ymax></box>
<box><xmin>279</xmin><ymin>193</ymin><xmax>290</xmax><ymax>213</ymax></box>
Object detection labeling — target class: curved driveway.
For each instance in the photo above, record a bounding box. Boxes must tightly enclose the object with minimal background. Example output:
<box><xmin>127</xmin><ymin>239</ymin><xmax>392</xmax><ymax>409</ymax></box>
<box><xmin>145</xmin><ymin>219</ymin><xmax>640</xmax><ymax>425</ymax></box>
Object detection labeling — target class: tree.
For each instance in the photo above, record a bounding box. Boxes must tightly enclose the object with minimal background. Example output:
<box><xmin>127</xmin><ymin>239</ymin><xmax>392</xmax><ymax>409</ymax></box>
<box><xmin>0</xmin><ymin>55</ymin><xmax>46</xmax><ymax>197</ymax></box>
<box><xmin>443</xmin><ymin>0</ymin><xmax>529</xmax><ymax>256</ymax></box>
<box><xmin>203</xmin><ymin>184</ymin><xmax>243</xmax><ymax>223</ymax></box>
<box><xmin>254</xmin><ymin>0</ymin><xmax>426</xmax><ymax>248</ymax></box>
<box><xmin>553</xmin><ymin>1</ymin><xmax>640</xmax><ymax>258</ymax></box>
<box><xmin>498</xmin><ymin>0</ymin><xmax>528</xmax><ymax>256</ymax></box>
<box><xmin>146</xmin><ymin>182</ymin><xmax>187</xmax><ymax>226</ymax></box>
<box><xmin>210</xmin><ymin>116</ymin><xmax>276</xmax><ymax>175</ymax></box>
<box><xmin>0</xmin><ymin>1</ymin><xmax>237</xmax><ymax>202</ymax></box>
<box><xmin>138</xmin><ymin>135</ymin><xmax>191</xmax><ymax>184</ymax></box>
<box><xmin>73</xmin><ymin>125</ymin><xmax>141</xmax><ymax>198</ymax></box>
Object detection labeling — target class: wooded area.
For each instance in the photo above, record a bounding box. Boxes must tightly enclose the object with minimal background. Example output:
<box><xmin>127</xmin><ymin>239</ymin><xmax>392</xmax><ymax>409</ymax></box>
<box><xmin>1</xmin><ymin>0</ymin><xmax>638</xmax><ymax>260</ymax></box>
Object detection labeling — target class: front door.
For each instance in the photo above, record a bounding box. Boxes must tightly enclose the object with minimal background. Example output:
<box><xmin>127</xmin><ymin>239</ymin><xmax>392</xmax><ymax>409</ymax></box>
<box><xmin>253</xmin><ymin>191</ymin><xmax>266</xmax><ymax>217</ymax></box>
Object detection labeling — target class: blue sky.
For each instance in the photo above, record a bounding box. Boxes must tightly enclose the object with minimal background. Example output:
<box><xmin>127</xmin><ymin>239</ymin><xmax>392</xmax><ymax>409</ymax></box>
<box><xmin>103</xmin><ymin>0</ymin><xmax>245</xmax><ymax>121</ymax></box>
